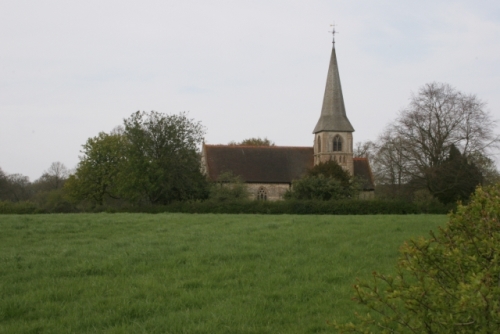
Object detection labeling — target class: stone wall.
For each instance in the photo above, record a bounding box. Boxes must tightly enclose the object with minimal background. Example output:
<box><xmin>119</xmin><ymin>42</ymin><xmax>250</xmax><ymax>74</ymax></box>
<box><xmin>359</xmin><ymin>190</ymin><xmax>375</xmax><ymax>200</ymax></box>
<box><xmin>246</xmin><ymin>183</ymin><xmax>290</xmax><ymax>201</ymax></box>
<box><xmin>314</xmin><ymin>131</ymin><xmax>354</xmax><ymax>175</ymax></box>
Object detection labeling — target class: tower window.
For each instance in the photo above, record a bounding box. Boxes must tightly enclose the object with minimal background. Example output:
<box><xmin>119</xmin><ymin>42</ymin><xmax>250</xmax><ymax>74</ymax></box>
<box><xmin>257</xmin><ymin>187</ymin><xmax>268</xmax><ymax>201</ymax></box>
<box><xmin>333</xmin><ymin>135</ymin><xmax>343</xmax><ymax>152</ymax></box>
<box><xmin>317</xmin><ymin>136</ymin><xmax>321</xmax><ymax>153</ymax></box>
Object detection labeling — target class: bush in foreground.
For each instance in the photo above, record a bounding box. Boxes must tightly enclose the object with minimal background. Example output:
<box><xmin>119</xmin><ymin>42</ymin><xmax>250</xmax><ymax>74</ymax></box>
<box><xmin>335</xmin><ymin>184</ymin><xmax>500</xmax><ymax>333</ymax></box>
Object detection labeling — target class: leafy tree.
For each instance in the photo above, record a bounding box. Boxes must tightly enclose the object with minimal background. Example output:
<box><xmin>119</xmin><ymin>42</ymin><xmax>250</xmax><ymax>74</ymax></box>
<box><xmin>285</xmin><ymin>161</ymin><xmax>359</xmax><ymax>200</ymax></box>
<box><xmin>469</xmin><ymin>151</ymin><xmax>500</xmax><ymax>186</ymax></box>
<box><xmin>429</xmin><ymin>144</ymin><xmax>483</xmax><ymax>204</ymax></box>
<box><xmin>209</xmin><ymin>171</ymin><xmax>249</xmax><ymax>201</ymax></box>
<box><xmin>0</xmin><ymin>167</ymin><xmax>8</xmax><ymax>200</ymax></box>
<box><xmin>65</xmin><ymin>132</ymin><xmax>126</xmax><ymax>205</ymax></box>
<box><xmin>3</xmin><ymin>174</ymin><xmax>32</xmax><ymax>202</ymax></box>
<box><xmin>307</xmin><ymin>160</ymin><xmax>351</xmax><ymax>185</ymax></box>
<box><xmin>121</xmin><ymin>111</ymin><xmax>208</xmax><ymax>204</ymax></box>
<box><xmin>228</xmin><ymin>137</ymin><xmax>275</xmax><ymax>146</ymax></box>
<box><xmin>335</xmin><ymin>184</ymin><xmax>500</xmax><ymax>333</ymax></box>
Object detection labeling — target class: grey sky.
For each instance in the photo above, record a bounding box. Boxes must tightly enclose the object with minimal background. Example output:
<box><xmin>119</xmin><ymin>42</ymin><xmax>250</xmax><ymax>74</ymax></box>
<box><xmin>1</xmin><ymin>0</ymin><xmax>499</xmax><ymax>180</ymax></box>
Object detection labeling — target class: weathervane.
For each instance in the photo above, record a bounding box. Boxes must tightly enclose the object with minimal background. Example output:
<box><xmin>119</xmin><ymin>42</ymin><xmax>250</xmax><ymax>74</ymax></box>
<box><xmin>329</xmin><ymin>23</ymin><xmax>338</xmax><ymax>46</ymax></box>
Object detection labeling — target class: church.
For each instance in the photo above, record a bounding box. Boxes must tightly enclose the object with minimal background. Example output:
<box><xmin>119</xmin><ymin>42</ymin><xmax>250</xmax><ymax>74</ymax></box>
<box><xmin>201</xmin><ymin>35</ymin><xmax>375</xmax><ymax>200</ymax></box>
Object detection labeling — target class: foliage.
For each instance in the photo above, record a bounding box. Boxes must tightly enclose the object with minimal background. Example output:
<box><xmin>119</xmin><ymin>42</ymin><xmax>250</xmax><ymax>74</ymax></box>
<box><xmin>120</xmin><ymin>111</ymin><xmax>208</xmax><ymax>204</ymax></box>
<box><xmin>0</xmin><ymin>198</ymin><xmax>453</xmax><ymax>215</ymax></box>
<box><xmin>65</xmin><ymin>132</ymin><xmax>126</xmax><ymax>205</ymax></box>
<box><xmin>285</xmin><ymin>161</ymin><xmax>359</xmax><ymax>200</ymax></box>
<box><xmin>285</xmin><ymin>175</ymin><xmax>359</xmax><ymax>201</ymax></box>
<box><xmin>66</xmin><ymin>111</ymin><xmax>209</xmax><ymax>206</ymax></box>
<box><xmin>2</xmin><ymin>173</ymin><xmax>32</xmax><ymax>202</ymax></box>
<box><xmin>335</xmin><ymin>184</ymin><xmax>500</xmax><ymax>333</ymax></box>
<box><xmin>307</xmin><ymin>160</ymin><xmax>351</xmax><ymax>185</ymax></box>
<box><xmin>228</xmin><ymin>137</ymin><xmax>275</xmax><ymax>146</ymax></box>
<box><xmin>469</xmin><ymin>151</ymin><xmax>500</xmax><ymax>186</ymax></box>
<box><xmin>429</xmin><ymin>144</ymin><xmax>483</xmax><ymax>204</ymax></box>
<box><xmin>209</xmin><ymin>171</ymin><xmax>249</xmax><ymax>201</ymax></box>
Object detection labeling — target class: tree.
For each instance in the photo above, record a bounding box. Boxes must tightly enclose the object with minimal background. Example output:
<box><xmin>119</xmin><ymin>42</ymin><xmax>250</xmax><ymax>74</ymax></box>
<box><xmin>0</xmin><ymin>167</ymin><xmax>8</xmax><ymax>200</ymax></box>
<box><xmin>429</xmin><ymin>145</ymin><xmax>483</xmax><ymax>204</ymax></box>
<box><xmin>209</xmin><ymin>171</ymin><xmax>249</xmax><ymax>201</ymax></box>
<box><xmin>371</xmin><ymin>131</ymin><xmax>417</xmax><ymax>200</ymax></box>
<box><xmin>4</xmin><ymin>174</ymin><xmax>32</xmax><ymax>202</ymax></box>
<box><xmin>121</xmin><ymin>111</ymin><xmax>208</xmax><ymax>204</ymax></box>
<box><xmin>353</xmin><ymin>141</ymin><xmax>376</xmax><ymax>160</ymax></box>
<box><xmin>373</xmin><ymin>82</ymin><xmax>498</xmax><ymax>200</ymax></box>
<box><xmin>335</xmin><ymin>184</ymin><xmax>500</xmax><ymax>333</ymax></box>
<box><xmin>307</xmin><ymin>160</ymin><xmax>351</xmax><ymax>186</ymax></box>
<box><xmin>285</xmin><ymin>161</ymin><xmax>359</xmax><ymax>200</ymax></box>
<box><xmin>468</xmin><ymin>151</ymin><xmax>500</xmax><ymax>186</ymax></box>
<box><xmin>228</xmin><ymin>137</ymin><xmax>275</xmax><ymax>146</ymax></box>
<box><xmin>65</xmin><ymin>132</ymin><xmax>126</xmax><ymax>205</ymax></box>
<box><xmin>33</xmin><ymin>162</ymin><xmax>69</xmax><ymax>192</ymax></box>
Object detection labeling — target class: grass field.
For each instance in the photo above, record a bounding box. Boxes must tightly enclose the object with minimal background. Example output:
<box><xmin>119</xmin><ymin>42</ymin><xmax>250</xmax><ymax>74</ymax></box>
<box><xmin>0</xmin><ymin>214</ymin><xmax>447</xmax><ymax>333</ymax></box>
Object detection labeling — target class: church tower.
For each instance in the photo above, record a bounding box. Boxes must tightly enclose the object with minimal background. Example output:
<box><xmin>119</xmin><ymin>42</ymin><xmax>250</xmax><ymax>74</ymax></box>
<box><xmin>313</xmin><ymin>30</ymin><xmax>354</xmax><ymax>175</ymax></box>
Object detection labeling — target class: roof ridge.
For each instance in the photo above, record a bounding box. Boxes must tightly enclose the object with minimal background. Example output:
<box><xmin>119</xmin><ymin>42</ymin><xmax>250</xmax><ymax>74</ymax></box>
<box><xmin>205</xmin><ymin>144</ymin><xmax>313</xmax><ymax>149</ymax></box>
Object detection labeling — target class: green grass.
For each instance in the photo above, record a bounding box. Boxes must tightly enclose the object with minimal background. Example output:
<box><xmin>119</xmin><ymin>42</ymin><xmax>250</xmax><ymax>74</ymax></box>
<box><xmin>0</xmin><ymin>214</ymin><xmax>447</xmax><ymax>333</ymax></box>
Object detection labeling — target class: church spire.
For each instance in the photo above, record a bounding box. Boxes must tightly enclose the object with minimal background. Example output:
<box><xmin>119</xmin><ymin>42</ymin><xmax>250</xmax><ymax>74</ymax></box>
<box><xmin>313</xmin><ymin>32</ymin><xmax>354</xmax><ymax>134</ymax></box>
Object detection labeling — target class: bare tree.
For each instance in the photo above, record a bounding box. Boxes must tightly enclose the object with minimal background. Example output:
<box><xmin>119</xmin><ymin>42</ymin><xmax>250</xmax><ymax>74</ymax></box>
<box><xmin>34</xmin><ymin>162</ymin><xmax>69</xmax><ymax>191</ymax></box>
<box><xmin>374</xmin><ymin>82</ymin><xmax>498</xmax><ymax>198</ymax></box>
<box><xmin>353</xmin><ymin>141</ymin><xmax>376</xmax><ymax>160</ymax></box>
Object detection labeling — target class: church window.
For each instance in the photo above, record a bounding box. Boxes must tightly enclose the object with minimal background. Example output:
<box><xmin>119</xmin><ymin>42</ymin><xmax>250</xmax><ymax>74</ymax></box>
<box><xmin>257</xmin><ymin>187</ymin><xmax>268</xmax><ymax>201</ymax></box>
<box><xmin>317</xmin><ymin>136</ymin><xmax>321</xmax><ymax>153</ymax></box>
<box><xmin>333</xmin><ymin>135</ymin><xmax>343</xmax><ymax>152</ymax></box>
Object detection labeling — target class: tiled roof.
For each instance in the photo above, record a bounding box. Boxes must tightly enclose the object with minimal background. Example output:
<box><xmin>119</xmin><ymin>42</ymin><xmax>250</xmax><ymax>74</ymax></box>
<box><xmin>203</xmin><ymin>145</ymin><xmax>314</xmax><ymax>183</ymax></box>
<box><xmin>353</xmin><ymin>158</ymin><xmax>375</xmax><ymax>191</ymax></box>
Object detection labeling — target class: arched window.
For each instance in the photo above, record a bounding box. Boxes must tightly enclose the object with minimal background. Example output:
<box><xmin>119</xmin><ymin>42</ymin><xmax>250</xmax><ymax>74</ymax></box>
<box><xmin>257</xmin><ymin>187</ymin><xmax>267</xmax><ymax>201</ymax></box>
<box><xmin>333</xmin><ymin>135</ymin><xmax>343</xmax><ymax>152</ymax></box>
<box><xmin>317</xmin><ymin>136</ymin><xmax>321</xmax><ymax>153</ymax></box>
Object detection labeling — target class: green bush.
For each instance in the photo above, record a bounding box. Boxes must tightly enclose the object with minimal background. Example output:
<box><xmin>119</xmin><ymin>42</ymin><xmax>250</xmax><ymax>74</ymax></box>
<box><xmin>208</xmin><ymin>172</ymin><xmax>249</xmax><ymax>201</ymax></box>
<box><xmin>334</xmin><ymin>184</ymin><xmax>500</xmax><ymax>333</ymax></box>
<box><xmin>0</xmin><ymin>201</ymin><xmax>42</xmax><ymax>214</ymax></box>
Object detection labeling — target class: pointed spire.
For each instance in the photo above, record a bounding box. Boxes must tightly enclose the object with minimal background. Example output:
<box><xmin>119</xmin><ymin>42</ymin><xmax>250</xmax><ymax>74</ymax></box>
<box><xmin>313</xmin><ymin>34</ymin><xmax>354</xmax><ymax>134</ymax></box>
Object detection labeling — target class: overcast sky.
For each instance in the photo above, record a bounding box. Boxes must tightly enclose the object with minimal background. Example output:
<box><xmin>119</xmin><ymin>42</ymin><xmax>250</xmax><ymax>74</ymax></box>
<box><xmin>1</xmin><ymin>0</ymin><xmax>499</xmax><ymax>180</ymax></box>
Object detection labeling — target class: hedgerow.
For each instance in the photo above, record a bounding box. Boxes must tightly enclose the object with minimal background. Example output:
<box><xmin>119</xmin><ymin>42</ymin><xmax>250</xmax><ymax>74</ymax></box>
<box><xmin>0</xmin><ymin>199</ymin><xmax>453</xmax><ymax>215</ymax></box>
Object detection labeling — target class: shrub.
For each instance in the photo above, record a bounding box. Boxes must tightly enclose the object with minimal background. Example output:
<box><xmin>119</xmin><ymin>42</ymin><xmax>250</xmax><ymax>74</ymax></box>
<box><xmin>209</xmin><ymin>172</ymin><xmax>249</xmax><ymax>201</ymax></box>
<box><xmin>334</xmin><ymin>184</ymin><xmax>500</xmax><ymax>333</ymax></box>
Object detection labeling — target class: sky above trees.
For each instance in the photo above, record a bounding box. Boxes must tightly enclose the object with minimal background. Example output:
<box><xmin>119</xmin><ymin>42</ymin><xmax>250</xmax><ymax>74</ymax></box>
<box><xmin>1</xmin><ymin>0</ymin><xmax>499</xmax><ymax>180</ymax></box>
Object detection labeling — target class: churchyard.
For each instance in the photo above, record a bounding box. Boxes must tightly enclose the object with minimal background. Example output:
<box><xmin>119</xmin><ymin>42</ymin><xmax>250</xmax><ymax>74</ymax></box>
<box><xmin>0</xmin><ymin>213</ymin><xmax>446</xmax><ymax>333</ymax></box>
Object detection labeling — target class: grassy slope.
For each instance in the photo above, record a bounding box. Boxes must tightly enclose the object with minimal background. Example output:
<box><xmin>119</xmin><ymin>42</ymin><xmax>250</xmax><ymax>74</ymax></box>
<box><xmin>0</xmin><ymin>214</ymin><xmax>447</xmax><ymax>333</ymax></box>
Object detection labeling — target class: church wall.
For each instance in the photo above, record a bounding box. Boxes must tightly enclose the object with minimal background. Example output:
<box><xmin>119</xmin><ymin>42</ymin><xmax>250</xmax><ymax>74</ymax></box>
<box><xmin>246</xmin><ymin>183</ymin><xmax>290</xmax><ymax>201</ymax></box>
<box><xmin>314</xmin><ymin>132</ymin><xmax>354</xmax><ymax>175</ymax></box>
<box><xmin>358</xmin><ymin>190</ymin><xmax>375</xmax><ymax>200</ymax></box>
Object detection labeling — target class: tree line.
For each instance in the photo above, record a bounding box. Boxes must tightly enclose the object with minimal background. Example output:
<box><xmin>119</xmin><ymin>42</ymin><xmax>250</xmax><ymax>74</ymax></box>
<box><xmin>1</xmin><ymin>82</ymin><xmax>498</xmax><ymax>211</ymax></box>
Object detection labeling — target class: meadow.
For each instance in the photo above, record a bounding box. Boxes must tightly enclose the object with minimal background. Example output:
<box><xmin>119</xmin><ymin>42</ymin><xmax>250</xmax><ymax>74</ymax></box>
<box><xmin>0</xmin><ymin>214</ymin><xmax>447</xmax><ymax>333</ymax></box>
